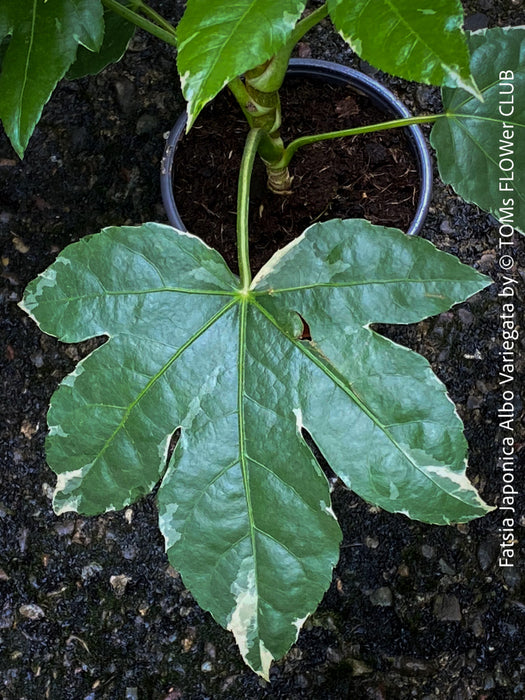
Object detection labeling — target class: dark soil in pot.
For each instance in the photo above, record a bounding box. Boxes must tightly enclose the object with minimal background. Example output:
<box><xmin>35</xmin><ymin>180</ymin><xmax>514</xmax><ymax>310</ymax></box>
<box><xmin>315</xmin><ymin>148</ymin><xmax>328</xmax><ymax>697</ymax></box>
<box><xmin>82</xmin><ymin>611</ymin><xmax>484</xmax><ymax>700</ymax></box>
<box><xmin>0</xmin><ymin>1</ymin><xmax>524</xmax><ymax>698</ymax></box>
<box><xmin>171</xmin><ymin>76</ymin><xmax>420</xmax><ymax>274</ymax></box>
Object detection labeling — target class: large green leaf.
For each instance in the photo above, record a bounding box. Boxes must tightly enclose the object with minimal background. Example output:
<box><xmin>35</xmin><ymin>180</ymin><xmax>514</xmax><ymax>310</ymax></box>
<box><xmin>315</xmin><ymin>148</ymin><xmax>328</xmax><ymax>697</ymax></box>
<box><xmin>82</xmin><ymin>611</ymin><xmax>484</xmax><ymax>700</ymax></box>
<box><xmin>68</xmin><ymin>8</ymin><xmax>136</xmax><ymax>80</ymax></box>
<box><xmin>20</xmin><ymin>220</ymin><xmax>493</xmax><ymax>676</ymax></box>
<box><xmin>327</xmin><ymin>0</ymin><xmax>479</xmax><ymax>96</ymax></box>
<box><xmin>431</xmin><ymin>27</ymin><xmax>525</xmax><ymax>234</ymax></box>
<box><xmin>176</xmin><ymin>0</ymin><xmax>307</xmax><ymax>128</ymax></box>
<box><xmin>0</xmin><ymin>0</ymin><xmax>104</xmax><ymax>157</ymax></box>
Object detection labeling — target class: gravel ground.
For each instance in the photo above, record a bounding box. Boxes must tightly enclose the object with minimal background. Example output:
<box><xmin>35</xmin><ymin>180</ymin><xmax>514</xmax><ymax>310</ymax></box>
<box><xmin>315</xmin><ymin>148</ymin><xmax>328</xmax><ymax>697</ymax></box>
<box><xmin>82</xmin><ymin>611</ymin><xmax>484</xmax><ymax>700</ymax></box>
<box><xmin>1</xmin><ymin>2</ymin><xmax>524</xmax><ymax>698</ymax></box>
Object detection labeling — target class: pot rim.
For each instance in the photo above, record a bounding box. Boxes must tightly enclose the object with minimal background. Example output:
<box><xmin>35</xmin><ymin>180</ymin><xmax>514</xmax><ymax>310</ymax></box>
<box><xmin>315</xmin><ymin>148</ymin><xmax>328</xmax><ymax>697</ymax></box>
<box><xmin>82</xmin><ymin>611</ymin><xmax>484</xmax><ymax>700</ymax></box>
<box><xmin>161</xmin><ymin>58</ymin><xmax>433</xmax><ymax>237</ymax></box>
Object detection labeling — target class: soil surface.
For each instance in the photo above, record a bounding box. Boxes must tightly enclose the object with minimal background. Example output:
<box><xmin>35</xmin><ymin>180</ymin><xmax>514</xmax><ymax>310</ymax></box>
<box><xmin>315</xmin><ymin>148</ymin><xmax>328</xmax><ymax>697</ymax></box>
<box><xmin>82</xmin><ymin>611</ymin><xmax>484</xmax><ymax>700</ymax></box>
<box><xmin>172</xmin><ymin>78</ymin><xmax>419</xmax><ymax>274</ymax></box>
<box><xmin>1</xmin><ymin>2</ymin><xmax>524</xmax><ymax>699</ymax></box>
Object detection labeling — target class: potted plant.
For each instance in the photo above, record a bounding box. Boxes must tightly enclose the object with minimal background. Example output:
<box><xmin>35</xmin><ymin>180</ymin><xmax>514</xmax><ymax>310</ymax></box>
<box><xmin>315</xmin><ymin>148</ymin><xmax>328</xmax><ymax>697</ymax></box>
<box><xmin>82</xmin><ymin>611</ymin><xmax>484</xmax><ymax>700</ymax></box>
<box><xmin>1</xmin><ymin>0</ymin><xmax>523</xmax><ymax>679</ymax></box>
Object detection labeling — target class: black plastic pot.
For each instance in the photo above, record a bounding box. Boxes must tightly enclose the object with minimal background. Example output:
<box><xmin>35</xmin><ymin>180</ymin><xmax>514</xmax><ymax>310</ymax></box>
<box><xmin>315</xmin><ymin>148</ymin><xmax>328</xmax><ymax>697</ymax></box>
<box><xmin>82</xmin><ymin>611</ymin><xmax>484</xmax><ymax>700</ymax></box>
<box><xmin>161</xmin><ymin>58</ymin><xmax>433</xmax><ymax>236</ymax></box>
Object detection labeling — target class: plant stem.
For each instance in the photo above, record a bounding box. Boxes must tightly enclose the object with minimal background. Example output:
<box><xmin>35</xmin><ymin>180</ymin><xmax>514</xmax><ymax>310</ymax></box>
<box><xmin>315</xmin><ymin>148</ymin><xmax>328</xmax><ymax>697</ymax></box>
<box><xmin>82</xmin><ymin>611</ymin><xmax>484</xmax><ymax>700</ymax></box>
<box><xmin>278</xmin><ymin>113</ymin><xmax>445</xmax><ymax>168</ymax></box>
<box><xmin>101</xmin><ymin>0</ymin><xmax>178</xmax><ymax>47</ymax></box>
<box><xmin>287</xmin><ymin>3</ymin><xmax>329</xmax><ymax>47</ymax></box>
<box><xmin>237</xmin><ymin>129</ymin><xmax>262</xmax><ymax>291</ymax></box>
<box><xmin>131</xmin><ymin>0</ymin><xmax>177</xmax><ymax>37</ymax></box>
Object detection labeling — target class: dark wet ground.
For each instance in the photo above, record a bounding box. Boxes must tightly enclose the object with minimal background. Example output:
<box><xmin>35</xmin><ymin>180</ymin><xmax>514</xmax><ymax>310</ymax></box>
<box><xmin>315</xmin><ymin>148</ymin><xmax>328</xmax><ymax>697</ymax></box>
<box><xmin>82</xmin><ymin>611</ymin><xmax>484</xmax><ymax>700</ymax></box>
<box><xmin>1</xmin><ymin>1</ymin><xmax>524</xmax><ymax>698</ymax></box>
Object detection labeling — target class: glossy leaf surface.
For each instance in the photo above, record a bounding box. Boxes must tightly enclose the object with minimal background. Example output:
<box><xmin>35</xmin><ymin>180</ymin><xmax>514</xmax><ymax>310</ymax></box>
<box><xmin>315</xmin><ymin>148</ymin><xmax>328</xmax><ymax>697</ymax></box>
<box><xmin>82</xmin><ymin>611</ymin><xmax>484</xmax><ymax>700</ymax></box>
<box><xmin>0</xmin><ymin>0</ymin><xmax>104</xmax><ymax>157</ymax></box>
<box><xmin>327</xmin><ymin>0</ymin><xmax>478</xmax><ymax>95</ymax></box>
<box><xmin>68</xmin><ymin>8</ymin><xmax>135</xmax><ymax>80</ymax></box>
<box><xmin>431</xmin><ymin>27</ymin><xmax>525</xmax><ymax>234</ymax></box>
<box><xmin>21</xmin><ymin>220</ymin><xmax>493</xmax><ymax>676</ymax></box>
<box><xmin>177</xmin><ymin>0</ymin><xmax>306</xmax><ymax>128</ymax></box>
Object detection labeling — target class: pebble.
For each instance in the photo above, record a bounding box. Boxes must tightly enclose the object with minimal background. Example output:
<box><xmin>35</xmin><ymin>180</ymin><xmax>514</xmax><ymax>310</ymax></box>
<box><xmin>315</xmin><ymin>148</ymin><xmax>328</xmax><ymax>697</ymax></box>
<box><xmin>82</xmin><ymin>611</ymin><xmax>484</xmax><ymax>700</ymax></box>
<box><xmin>115</xmin><ymin>78</ymin><xmax>136</xmax><ymax>114</ymax></box>
<box><xmin>421</xmin><ymin>544</ymin><xmax>435</xmax><ymax>559</ymax></box>
<box><xmin>136</xmin><ymin>113</ymin><xmax>160</xmax><ymax>135</ymax></box>
<box><xmin>433</xmin><ymin>594</ymin><xmax>462</xmax><ymax>621</ymax></box>
<box><xmin>349</xmin><ymin>658</ymin><xmax>373</xmax><ymax>676</ymax></box>
<box><xmin>388</xmin><ymin>655</ymin><xmax>434</xmax><ymax>675</ymax></box>
<box><xmin>81</xmin><ymin>562</ymin><xmax>103</xmax><ymax>581</ymax></box>
<box><xmin>369</xmin><ymin>586</ymin><xmax>393</xmax><ymax>607</ymax></box>
<box><xmin>477</xmin><ymin>539</ymin><xmax>499</xmax><ymax>571</ymax></box>
<box><xmin>440</xmin><ymin>218</ymin><xmax>455</xmax><ymax>235</ymax></box>
<box><xmin>19</xmin><ymin>603</ymin><xmax>45</xmax><ymax>620</ymax></box>
<box><xmin>458</xmin><ymin>308</ymin><xmax>474</xmax><ymax>325</ymax></box>
<box><xmin>439</xmin><ymin>559</ymin><xmax>455</xmax><ymax>576</ymax></box>
<box><xmin>200</xmin><ymin>661</ymin><xmax>213</xmax><ymax>672</ymax></box>
<box><xmin>110</xmin><ymin>574</ymin><xmax>131</xmax><ymax>597</ymax></box>
<box><xmin>502</xmin><ymin>566</ymin><xmax>521</xmax><ymax>590</ymax></box>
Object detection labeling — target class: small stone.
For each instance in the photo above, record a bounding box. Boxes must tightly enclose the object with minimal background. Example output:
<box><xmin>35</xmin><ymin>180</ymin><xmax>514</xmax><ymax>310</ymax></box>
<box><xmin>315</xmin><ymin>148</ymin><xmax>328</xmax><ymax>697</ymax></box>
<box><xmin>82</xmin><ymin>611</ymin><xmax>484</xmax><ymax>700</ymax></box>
<box><xmin>326</xmin><ymin>646</ymin><xmax>343</xmax><ymax>664</ymax></box>
<box><xmin>125</xmin><ymin>689</ymin><xmax>138</xmax><ymax>700</ymax></box>
<box><xmin>41</xmin><ymin>482</ymin><xmax>54</xmax><ymax>500</ymax></box>
<box><xmin>136</xmin><ymin>113</ymin><xmax>159</xmax><ymax>135</ymax></box>
<box><xmin>200</xmin><ymin>661</ymin><xmax>213</xmax><ymax>672</ymax></box>
<box><xmin>20</xmin><ymin>420</ymin><xmax>38</xmax><ymax>438</ymax></box>
<box><xmin>12</xmin><ymin>235</ymin><xmax>30</xmax><ymax>253</ymax></box>
<box><xmin>397</xmin><ymin>563</ymin><xmax>410</xmax><ymax>577</ymax></box>
<box><xmin>421</xmin><ymin>544</ymin><xmax>435</xmax><ymax>559</ymax></box>
<box><xmin>365</xmin><ymin>536</ymin><xmax>379</xmax><ymax>549</ymax></box>
<box><xmin>458</xmin><ymin>308</ymin><xmax>474</xmax><ymax>325</ymax></box>
<box><xmin>19</xmin><ymin>603</ymin><xmax>45</xmax><ymax>620</ymax></box>
<box><xmin>81</xmin><ymin>562</ymin><xmax>103</xmax><ymax>581</ymax></box>
<box><xmin>349</xmin><ymin>658</ymin><xmax>373</xmax><ymax>676</ymax></box>
<box><xmin>478</xmin><ymin>252</ymin><xmax>496</xmax><ymax>271</ymax></box>
<box><xmin>502</xmin><ymin>566</ymin><xmax>521</xmax><ymax>590</ymax></box>
<box><xmin>433</xmin><ymin>594</ymin><xmax>462</xmax><ymax>621</ymax></box>
<box><xmin>466</xmin><ymin>394</ymin><xmax>483</xmax><ymax>410</ymax></box>
<box><xmin>109</xmin><ymin>574</ymin><xmax>131</xmax><ymax>597</ymax></box>
<box><xmin>181</xmin><ymin>638</ymin><xmax>193</xmax><ymax>652</ymax></box>
<box><xmin>389</xmin><ymin>656</ymin><xmax>434</xmax><ymax>675</ymax></box>
<box><xmin>477</xmin><ymin>539</ymin><xmax>498</xmax><ymax>571</ymax></box>
<box><xmin>0</xmin><ymin>568</ymin><xmax>9</xmax><ymax>581</ymax></box>
<box><xmin>440</xmin><ymin>219</ymin><xmax>455</xmax><ymax>235</ymax></box>
<box><xmin>54</xmin><ymin>520</ymin><xmax>75</xmax><ymax>537</ymax></box>
<box><xmin>369</xmin><ymin>586</ymin><xmax>392</xmax><ymax>607</ymax></box>
<box><xmin>30</xmin><ymin>351</ymin><xmax>44</xmax><ymax>368</ymax></box>
<box><xmin>115</xmin><ymin>78</ymin><xmax>136</xmax><ymax>114</ymax></box>
<box><xmin>472</xmin><ymin>616</ymin><xmax>484</xmax><ymax>638</ymax></box>
<box><xmin>439</xmin><ymin>559</ymin><xmax>455</xmax><ymax>576</ymax></box>
<box><xmin>297</xmin><ymin>42</ymin><xmax>311</xmax><ymax>58</ymax></box>
<box><xmin>483</xmin><ymin>674</ymin><xmax>495</xmax><ymax>690</ymax></box>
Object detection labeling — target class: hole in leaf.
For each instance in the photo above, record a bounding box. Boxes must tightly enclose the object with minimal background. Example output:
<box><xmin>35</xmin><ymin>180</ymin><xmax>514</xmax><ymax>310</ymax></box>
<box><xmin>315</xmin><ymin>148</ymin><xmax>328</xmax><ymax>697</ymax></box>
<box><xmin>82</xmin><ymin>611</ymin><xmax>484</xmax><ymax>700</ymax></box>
<box><xmin>297</xmin><ymin>314</ymin><xmax>312</xmax><ymax>341</ymax></box>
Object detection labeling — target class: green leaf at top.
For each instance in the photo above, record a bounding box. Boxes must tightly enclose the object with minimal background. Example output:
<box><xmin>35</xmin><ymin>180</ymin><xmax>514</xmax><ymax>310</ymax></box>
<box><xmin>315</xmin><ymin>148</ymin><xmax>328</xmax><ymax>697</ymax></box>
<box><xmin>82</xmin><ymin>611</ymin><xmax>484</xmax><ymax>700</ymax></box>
<box><xmin>177</xmin><ymin>0</ymin><xmax>307</xmax><ymax>128</ymax></box>
<box><xmin>68</xmin><ymin>9</ymin><xmax>136</xmax><ymax>80</ymax></box>
<box><xmin>327</xmin><ymin>0</ymin><xmax>479</xmax><ymax>96</ymax></box>
<box><xmin>431</xmin><ymin>27</ymin><xmax>525</xmax><ymax>235</ymax></box>
<box><xmin>0</xmin><ymin>0</ymin><xmax>104</xmax><ymax>157</ymax></box>
<box><xmin>20</xmin><ymin>220</ymin><xmax>493</xmax><ymax>676</ymax></box>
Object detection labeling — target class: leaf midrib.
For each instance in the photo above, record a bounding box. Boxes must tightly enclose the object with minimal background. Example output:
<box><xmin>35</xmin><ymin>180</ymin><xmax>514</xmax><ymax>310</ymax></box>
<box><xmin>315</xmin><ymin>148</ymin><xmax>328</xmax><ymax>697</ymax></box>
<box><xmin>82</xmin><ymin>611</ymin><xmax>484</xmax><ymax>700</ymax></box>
<box><xmin>253</xmin><ymin>276</ymin><xmax>475</xmax><ymax>295</ymax></box>
<box><xmin>15</xmin><ymin>0</ymin><xmax>38</xmax><ymax>134</ymax></box>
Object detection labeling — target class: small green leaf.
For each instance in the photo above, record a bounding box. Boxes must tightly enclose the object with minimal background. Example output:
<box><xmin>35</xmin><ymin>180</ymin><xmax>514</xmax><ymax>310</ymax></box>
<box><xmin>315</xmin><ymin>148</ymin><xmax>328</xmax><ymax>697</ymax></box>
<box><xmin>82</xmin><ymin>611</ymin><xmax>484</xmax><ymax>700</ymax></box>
<box><xmin>21</xmin><ymin>220</ymin><xmax>493</xmax><ymax>675</ymax></box>
<box><xmin>431</xmin><ymin>27</ymin><xmax>525</xmax><ymax>234</ymax></box>
<box><xmin>0</xmin><ymin>0</ymin><xmax>104</xmax><ymax>157</ymax></box>
<box><xmin>68</xmin><ymin>9</ymin><xmax>136</xmax><ymax>80</ymax></box>
<box><xmin>327</xmin><ymin>0</ymin><xmax>479</xmax><ymax>96</ymax></box>
<box><xmin>177</xmin><ymin>0</ymin><xmax>307</xmax><ymax>128</ymax></box>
